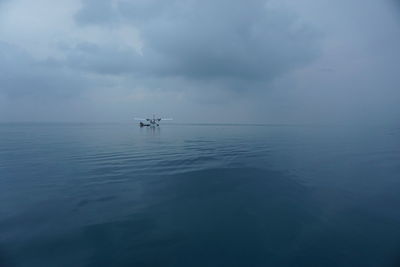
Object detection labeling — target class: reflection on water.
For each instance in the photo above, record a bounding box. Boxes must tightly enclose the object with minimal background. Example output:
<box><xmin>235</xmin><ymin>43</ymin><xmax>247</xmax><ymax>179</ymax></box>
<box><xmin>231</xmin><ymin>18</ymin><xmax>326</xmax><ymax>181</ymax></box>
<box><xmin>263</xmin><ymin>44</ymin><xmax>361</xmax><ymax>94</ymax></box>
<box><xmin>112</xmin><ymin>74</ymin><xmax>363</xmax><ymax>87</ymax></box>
<box><xmin>0</xmin><ymin>124</ymin><xmax>399</xmax><ymax>266</ymax></box>
<box><xmin>141</xmin><ymin>125</ymin><xmax>161</xmax><ymax>136</ymax></box>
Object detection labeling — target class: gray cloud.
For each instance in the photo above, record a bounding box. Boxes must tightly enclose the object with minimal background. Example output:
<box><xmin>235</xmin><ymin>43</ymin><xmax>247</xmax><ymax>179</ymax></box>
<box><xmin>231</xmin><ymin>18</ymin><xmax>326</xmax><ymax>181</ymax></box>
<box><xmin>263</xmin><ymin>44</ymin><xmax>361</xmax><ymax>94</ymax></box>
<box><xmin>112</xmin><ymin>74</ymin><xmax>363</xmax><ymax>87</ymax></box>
<box><xmin>0</xmin><ymin>42</ymin><xmax>87</xmax><ymax>98</ymax></box>
<box><xmin>75</xmin><ymin>0</ymin><xmax>117</xmax><ymax>26</ymax></box>
<box><xmin>71</xmin><ymin>0</ymin><xmax>320</xmax><ymax>86</ymax></box>
<box><xmin>0</xmin><ymin>0</ymin><xmax>321</xmax><ymax>105</ymax></box>
<box><xmin>2</xmin><ymin>0</ymin><xmax>399</xmax><ymax>124</ymax></box>
<box><xmin>64</xmin><ymin>42</ymin><xmax>139</xmax><ymax>75</ymax></box>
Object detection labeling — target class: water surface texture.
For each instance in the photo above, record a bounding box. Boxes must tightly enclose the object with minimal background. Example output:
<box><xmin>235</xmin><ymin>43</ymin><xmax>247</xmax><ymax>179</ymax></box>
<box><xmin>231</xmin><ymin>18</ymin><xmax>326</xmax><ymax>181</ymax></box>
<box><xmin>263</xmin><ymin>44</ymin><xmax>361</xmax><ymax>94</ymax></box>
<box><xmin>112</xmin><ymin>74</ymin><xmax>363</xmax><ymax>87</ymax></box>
<box><xmin>1</xmin><ymin>123</ymin><xmax>400</xmax><ymax>266</ymax></box>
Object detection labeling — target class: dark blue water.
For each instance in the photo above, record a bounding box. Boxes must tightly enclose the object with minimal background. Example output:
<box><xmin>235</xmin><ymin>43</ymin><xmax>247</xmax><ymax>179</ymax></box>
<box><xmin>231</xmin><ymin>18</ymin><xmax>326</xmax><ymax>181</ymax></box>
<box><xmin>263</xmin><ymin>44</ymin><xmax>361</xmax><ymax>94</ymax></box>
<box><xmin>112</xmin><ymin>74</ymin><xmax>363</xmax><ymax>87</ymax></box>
<box><xmin>0</xmin><ymin>123</ymin><xmax>399</xmax><ymax>266</ymax></box>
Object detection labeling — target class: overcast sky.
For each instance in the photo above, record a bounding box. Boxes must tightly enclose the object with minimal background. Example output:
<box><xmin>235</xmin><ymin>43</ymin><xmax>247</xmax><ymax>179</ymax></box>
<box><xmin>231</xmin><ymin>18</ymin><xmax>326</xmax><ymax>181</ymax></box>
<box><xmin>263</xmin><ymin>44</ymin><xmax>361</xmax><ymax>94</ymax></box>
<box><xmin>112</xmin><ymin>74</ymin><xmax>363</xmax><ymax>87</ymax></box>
<box><xmin>0</xmin><ymin>0</ymin><xmax>399</xmax><ymax>123</ymax></box>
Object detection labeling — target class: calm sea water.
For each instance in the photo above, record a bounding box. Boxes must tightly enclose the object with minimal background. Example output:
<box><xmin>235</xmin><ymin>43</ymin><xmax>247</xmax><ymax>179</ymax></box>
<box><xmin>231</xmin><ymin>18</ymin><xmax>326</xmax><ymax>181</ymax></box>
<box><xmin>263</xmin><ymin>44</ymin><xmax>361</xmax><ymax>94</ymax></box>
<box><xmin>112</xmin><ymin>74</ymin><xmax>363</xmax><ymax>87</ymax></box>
<box><xmin>0</xmin><ymin>123</ymin><xmax>399</xmax><ymax>266</ymax></box>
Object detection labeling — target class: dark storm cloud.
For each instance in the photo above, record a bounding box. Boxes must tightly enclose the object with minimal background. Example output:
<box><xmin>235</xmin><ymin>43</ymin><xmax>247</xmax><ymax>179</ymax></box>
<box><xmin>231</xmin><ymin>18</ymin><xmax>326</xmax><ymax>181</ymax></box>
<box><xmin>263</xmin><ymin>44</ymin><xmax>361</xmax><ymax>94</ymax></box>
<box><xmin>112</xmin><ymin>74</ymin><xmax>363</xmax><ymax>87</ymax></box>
<box><xmin>72</xmin><ymin>0</ymin><xmax>320</xmax><ymax>85</ymax></box>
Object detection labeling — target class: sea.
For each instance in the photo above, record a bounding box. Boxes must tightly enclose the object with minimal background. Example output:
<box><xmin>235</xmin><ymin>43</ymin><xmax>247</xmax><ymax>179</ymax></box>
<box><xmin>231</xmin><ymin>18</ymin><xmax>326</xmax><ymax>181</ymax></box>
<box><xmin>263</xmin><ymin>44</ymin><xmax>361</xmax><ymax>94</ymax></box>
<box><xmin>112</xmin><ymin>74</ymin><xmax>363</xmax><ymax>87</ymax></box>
<box><xmin>0</xmin><ymin>123</ymin><xmax>399</xmax><ymax>267</ymax></box>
